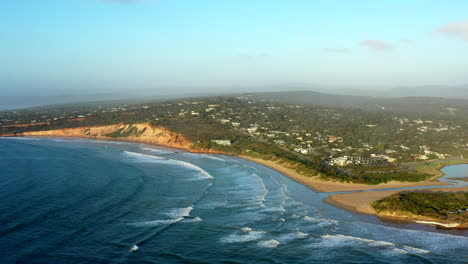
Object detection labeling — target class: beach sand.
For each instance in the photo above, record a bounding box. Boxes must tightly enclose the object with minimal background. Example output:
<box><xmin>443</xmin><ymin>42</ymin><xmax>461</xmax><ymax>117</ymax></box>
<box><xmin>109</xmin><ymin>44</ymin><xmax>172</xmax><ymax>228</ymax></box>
<box><xmin>325</xmin><ymin>186</ymin><xmax>468</xmax><ymax>215</ymax></box>
<box><xmin>239</xmin><ymin>155</ymin><xmax>451</xmax><ymax>193</ymax></box>
<box><xmin>4</xmin><ymin>133</ymin><xmax>466</xmax><ymax>227</ymax></box>
<box><xmin>239</xmin><ymin>155</ymin><xmax>467</xmax><ymax>227</ymax></box>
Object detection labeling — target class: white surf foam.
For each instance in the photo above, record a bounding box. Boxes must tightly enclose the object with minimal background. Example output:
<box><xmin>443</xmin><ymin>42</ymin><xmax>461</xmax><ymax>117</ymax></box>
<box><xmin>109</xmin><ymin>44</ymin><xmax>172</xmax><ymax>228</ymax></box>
<box><xmin>198</xmin><ymin>155</ymin><xmax>227</xmax><ymax>162</ymax></box>
<box><xmin>140</xmin><ymin>147</ymin><xmax>174</xmax><ymax>154</ymax></box>
<box><xmin>182</xmin><ymin>217</ymin><xmax>203</xmax><ymax>223</ymax></box>
<box><xmin>276</xmin><ymin>232</ymin><xmax>308</xmax><ymax>243</ymax></box>
<box><xmin>257</xmin><ymin>239</ymin><xmax>280</xmax><ymax>248</ymax></box>
<box><xmin>129</xmin><ymin>245</ymin><xmax>139</xmax><ymax>252</ymax></box>
<box><xmin>129</xmin><ymin>217</ymin><xmax>184</xmax><ymax>227</ymax></box>
<box><xmin>303</xmin><ymin>216</ymin><xmax>318</xmax><ymax>222</ymax></box>
<box><xmin>220</xmin><ymin>227</ymin><xmax>266</xmax><ymax>243</ymax></box>
<box><xmin>262</xmin><ymin>206</ymin><xmax>286</xmax><ymax>213</ymax></box>
<box><xmin>182</xmin><ymin>153</ymin><xmax>227</xmax><ymax>162</ymax></box>
<box><xmin>316</xmin><ymin>234</ymin><xmax>431</xmax><ymax>255</ymax></box>
<box><xmin>350</xmin><ymin>221</ymin><xmax>467</xmax><ymax>254</ymax></box>
<box><xmin>164</xmin><ymin>207</ymin><xmax>193</xmax><ymax>218</ymax></box>
<box><xmin>1</xmin><ymin>137</ymin><xmax>39</xmax><ymax>140</ymax></box>
<box><xmin>169</xmin><ymin>159</ymin><xmax>214</xmax><ymax>180</ymax></box>
<box><xmin>124</xmin><ymin>151</ymin><xmax>165</xmax><ymax>160</ymax></box>
<box><xmin>123</xmin><ymin>151</ymin><xmax>214</xmax><ymax>180</ymax></box>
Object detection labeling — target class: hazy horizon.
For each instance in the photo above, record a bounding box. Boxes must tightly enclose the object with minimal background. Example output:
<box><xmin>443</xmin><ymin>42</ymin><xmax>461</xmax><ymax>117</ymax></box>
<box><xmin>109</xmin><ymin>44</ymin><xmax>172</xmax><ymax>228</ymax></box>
<box><xmin>2</xmin><ymin>0</ymin><xmax>468</xmax><ymax>97</ymax></box>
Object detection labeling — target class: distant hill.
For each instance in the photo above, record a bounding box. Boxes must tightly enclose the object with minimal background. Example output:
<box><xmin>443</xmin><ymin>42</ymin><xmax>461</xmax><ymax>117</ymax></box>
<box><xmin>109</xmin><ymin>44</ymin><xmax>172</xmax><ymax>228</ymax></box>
<box><xmin>246</xmin><ymin>91</ymin><xmax>468</xmax><ymax>116</ymax></box>
<box><xmin>246</xmin><ymin>84</ymin><xmax>468</xmax><ymax>99</ymax></box>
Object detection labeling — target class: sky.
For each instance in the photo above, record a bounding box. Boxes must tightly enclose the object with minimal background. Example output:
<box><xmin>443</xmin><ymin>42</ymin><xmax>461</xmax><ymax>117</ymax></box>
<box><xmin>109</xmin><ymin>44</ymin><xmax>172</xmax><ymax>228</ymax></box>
<box><xmin>1</xmin><ymin>0</ymin><xmax>468</xmax><ymax>96</ymax></box>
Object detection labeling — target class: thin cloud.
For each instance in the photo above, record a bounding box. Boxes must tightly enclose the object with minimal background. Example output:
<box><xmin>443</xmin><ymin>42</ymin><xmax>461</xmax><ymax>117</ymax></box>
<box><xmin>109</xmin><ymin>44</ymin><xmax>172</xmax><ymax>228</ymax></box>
<box><xmin>324</xmin><ymin>48</ymin><xmax>350</xmax><ymax>53</ymax></box>
<box><xmin>360</xmin><ymin>40</ymin><xmax>393</xmax><ymax>52</ymax></box>
<box><xmin>433</xmin><ymin>20</ymin><xmax>468</xmax><ymax>42</ymax></box>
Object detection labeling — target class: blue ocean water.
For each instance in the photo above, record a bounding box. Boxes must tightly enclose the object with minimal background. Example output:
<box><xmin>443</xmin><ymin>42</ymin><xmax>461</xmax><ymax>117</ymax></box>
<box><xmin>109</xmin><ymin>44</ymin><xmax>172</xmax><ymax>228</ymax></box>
<box><xmin>0</xmin><ymin>138</ymin><xmax>467</xmax><ymax>264</ymax></box>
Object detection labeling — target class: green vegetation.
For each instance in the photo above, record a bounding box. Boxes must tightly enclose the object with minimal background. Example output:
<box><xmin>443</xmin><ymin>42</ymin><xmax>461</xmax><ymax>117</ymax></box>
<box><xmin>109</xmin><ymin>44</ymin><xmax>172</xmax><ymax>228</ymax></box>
<box><xmin>372</xmin><ymin>192</ymin><xmax>468</xmax><ymax>222</ymax></box>
<box><xmin>1</xmin><ymin>94</ymin><xmax>467</xmax><ymax>185</ymax></box>
<box><xmin>320</xmin><ymin>167</ymin><xmax>431</xmax><ymax>185</ymax></box>
<box><xmin>151</xmin><ymin>116</ymin><xmax>326</xmax><ymax>177</ymax></box>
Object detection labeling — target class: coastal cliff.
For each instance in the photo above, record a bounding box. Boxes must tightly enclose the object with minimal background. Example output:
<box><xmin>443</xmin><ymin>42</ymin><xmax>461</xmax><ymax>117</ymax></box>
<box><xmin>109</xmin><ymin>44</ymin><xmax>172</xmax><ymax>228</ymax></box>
<box><xmin>14</xmin><ymin>123</ymin><xmax>218</xmax><ymax>153</ymax></box>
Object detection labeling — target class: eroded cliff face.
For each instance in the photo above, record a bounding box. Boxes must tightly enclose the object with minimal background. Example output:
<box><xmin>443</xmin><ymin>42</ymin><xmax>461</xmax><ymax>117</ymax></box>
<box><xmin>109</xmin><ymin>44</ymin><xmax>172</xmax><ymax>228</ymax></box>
<box><xmin>19</xmin><ymin>123</ymin><xmax>216</xmax><ymax>153</ymax></box>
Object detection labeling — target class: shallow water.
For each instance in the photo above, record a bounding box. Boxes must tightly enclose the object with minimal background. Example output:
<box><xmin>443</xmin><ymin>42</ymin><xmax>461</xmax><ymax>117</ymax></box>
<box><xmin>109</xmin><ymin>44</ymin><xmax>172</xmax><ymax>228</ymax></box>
<box><xmin>0</xmin><ymin>138</ymin><xmax>466</xmax><ymax>263</ymax></box>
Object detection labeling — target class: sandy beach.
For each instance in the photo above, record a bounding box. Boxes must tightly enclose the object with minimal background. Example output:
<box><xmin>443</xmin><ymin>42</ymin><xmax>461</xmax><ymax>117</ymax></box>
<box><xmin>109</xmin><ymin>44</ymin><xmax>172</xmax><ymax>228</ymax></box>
<box><xmin>3</xmin><ymin>132</ymin><xmax>466</xmax><ymax>228</ymax></box>
<box><xmin>326</xmin><ymin>186</ymin><xmax>468</xmax><ymax>215</ymax></box>
<box><xmin>240</xmin><ymin>155</ymin><xmax>467</xmax><ymax>228</ymax></box>
<box><xmin>238</xmin><ymin>155</ymin><xmax>452</xmax><ymax>193</ymax></box>
<box><xmin>324</xmin><ymin>187</ymin><xmax>468</xmax><ymax>228</ymax></box>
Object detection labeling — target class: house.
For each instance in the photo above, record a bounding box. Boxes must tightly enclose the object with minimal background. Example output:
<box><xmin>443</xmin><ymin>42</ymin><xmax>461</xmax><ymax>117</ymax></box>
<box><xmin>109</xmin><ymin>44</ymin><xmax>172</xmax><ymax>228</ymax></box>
<box><xmin>210</xmin><ymin>140</ymin><xmax>234</xmax><ymax>146</ymax></box>
<box><xmin>330</xmin><ymin>157</ymin><xmax>349</xmax><ymax>166</ymax></box>
<box><xmin>294</xmin><ymin>148</ymin><xmax>309</xmax><ymax>154</ymax></box>
<box><xmin>274</xmin><ymin>140</ymin><xmax>285</xmax><ymax>145</ymax></box>
<box><xmin>247</xmin><ymin>126</ymin><xmax>258</xmax><ymax>133</ymax></box>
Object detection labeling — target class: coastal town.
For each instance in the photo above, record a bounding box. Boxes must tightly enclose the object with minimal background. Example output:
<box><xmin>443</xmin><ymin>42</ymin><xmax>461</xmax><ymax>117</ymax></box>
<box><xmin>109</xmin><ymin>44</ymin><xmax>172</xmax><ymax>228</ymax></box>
<box><xmin>1</xmin><ymin>94</ymin><xmax>467</xmax><ymax>230</ymax></box>
<box><xmin>1</xmin><ymin>96</ymin><xmax>467</xmax><ymax>169</ymax></box>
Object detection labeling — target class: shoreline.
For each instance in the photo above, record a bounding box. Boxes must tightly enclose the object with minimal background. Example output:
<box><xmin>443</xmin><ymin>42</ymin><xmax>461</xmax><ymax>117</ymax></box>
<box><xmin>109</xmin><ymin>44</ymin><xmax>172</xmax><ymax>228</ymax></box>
<box><xmin>9</xmin><ymin>134</ymin><xmax>223</xmax><ymax>154</ymax></box>
<box><xmin>238</xmin><ymin>155</ymin><xmax>453</xmax><ymax>193</ymax></box>
<box><xmin>6</xmin><ymin>133</ymin><xmax>454</xmax><ymax>192</ymax></box>
<box><xmin>2</xmin><ymin>133</ymin><xmax>467</xmax><ymax>229</ymax></box>
<box><xmin>325</xmin><ymin>187</ymin><xmax>468</xmax><ymax>229</ymax></box>
<box><xmin>239</xmin><ymin>155</ymin><xmax>467</xmax><ymax>229</ymax></box>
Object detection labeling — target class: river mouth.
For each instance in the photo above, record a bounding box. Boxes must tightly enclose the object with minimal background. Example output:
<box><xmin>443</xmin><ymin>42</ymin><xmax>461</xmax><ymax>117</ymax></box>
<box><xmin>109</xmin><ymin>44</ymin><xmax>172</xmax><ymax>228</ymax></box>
<box><xmin>1</xmin><ymin>137</ymin><xmax>466</xmax><ymax>263</ymax></box>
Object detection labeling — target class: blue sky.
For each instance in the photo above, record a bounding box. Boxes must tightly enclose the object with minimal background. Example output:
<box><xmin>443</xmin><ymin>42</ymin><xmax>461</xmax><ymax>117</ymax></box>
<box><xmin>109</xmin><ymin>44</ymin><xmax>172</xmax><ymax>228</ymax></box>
<box><xmin>1</xmin><ymin>0</ymin><xmax>468</xmax><ymax>95</ymax></box>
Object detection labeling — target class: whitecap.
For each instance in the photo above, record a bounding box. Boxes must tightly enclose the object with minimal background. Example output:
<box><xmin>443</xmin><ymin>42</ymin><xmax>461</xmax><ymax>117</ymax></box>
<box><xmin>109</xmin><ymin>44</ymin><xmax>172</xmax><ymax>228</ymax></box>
<box><xmin>182</xmin><ymin>217</ymin><xmax>203</xmax><ymax>223</ymax></box>
<box><xmin>129</xmin><ymin>245</ymin><xmax>139</xmax><ymax>252</ymax></box>
<box><xmin>257</xmin><ymin>239</ymin><xmax>280</xmax><ymax>248</ymax></box>
<box><xmin>182</xmin><ymin>153</ymin><xmax>227</xmax><ymax>162</ymax></box>
<box><xmin>202</xmin><ymin>155</ymin><xmax>227</xmax><ymax>162</ymax></box>
<box><xmin>315</xmin><ymin>234</ymin><xmax>431</xmax><ymax>255</ymax></box>
<box><xmin>262</xmin><ymin>206</ymin><xmax>286</xmax><ymax>213</ymax></box>
<box><xmin>220</xmin><ymin>228</ymin><xmax>266</xmax><ymax>243</ymax></box>
<box><xmin>129</xmin><ymin>217</ymin><xmax>184</xmax><ymax>227</ymax></box>
<box><xmin>170</xmin><ymin>159</ymin><xmax>214</xmax><ymax>180</ymax></box>
<box><xmin>401</xmin><ymin>245</ymin><xmax>431</xmax><ymax>255</ymax></box>
<box><xmin>303</xmin><ymin>216</ymin><xmax>318</xmax><ymax>222</ymax></box>
<box><xmin>164</xmin><ymin>207</ymin><xmax>193</xmax><ymax>218</ymax></box>
<box><xmin>0</xmin><ymin>137</ymin><xmax>39</xmax><ymax>140</ymax></box>
<box><xmin>140</xmin><ymin>147</ymin><xmax>174</xmax><ymax>154</ymax></box>
<box><xmin>124</xmin><ymin>151</ymin><xmax>165</xmax><ymax>160</ymax></box>
<box><xmin>123</xmin><ymin>151</ymin><xmax>213</xmax><ymax>180</ymax></box>
<box><xmin>276</xmin><ymin>232</ymin><xmax>308</xmax><ymax>243</ymax></box>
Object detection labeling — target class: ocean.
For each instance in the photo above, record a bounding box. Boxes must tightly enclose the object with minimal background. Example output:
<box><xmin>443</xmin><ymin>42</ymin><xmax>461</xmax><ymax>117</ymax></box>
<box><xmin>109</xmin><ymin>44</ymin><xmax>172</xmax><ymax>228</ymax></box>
<box><xmin>0</xmin><ymin>138</ymin><xmax>467</xmax><ymax>263</ymax></box>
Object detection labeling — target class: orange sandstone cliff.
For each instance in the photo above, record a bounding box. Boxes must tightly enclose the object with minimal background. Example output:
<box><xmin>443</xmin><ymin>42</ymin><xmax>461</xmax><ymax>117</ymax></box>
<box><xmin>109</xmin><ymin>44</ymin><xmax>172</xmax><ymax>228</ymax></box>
<box><xmin>14</xmin><ymin>123</ymin><xmax>218</xmax><ymax>153</ymax></box>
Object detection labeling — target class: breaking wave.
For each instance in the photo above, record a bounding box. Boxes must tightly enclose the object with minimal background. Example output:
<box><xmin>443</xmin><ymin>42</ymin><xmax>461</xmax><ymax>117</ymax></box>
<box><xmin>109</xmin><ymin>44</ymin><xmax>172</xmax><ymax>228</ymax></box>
<box><xmin>257</xmin><ymin>239</ymin><xmax>280</xmax><ymax>248</ymax></box>
<box><xmin>140</xmin><ymin>147</ymin><xmax>174</xmax><ymax>154</ymax></box>
<box><xmin>164</xmin><ymin>207</ymin><xmax>193</xmax><ymax>218</ymax></box>
<box><xmin>220</xmin><ymin>227</ymin><xmax>266</xmax><ymax>243</ymax></box>
<box><xmin>315</xmin><ymin>234</ymin><xmax>431</xmax><ymax>255</ymax></box>
<box><xmin>123</xmin><ymin>151</ymin><xmax>214</xmax><ymax>180</ymax></box>
<box><xmin>182</xmin><ymin>217</ymin><xmax>203</xmax><ymax>223</ymax></box>
<box><xmin>276</xmin><ymin>232</ymin><xmax>308</xmax><ymax>243</ymax></box>
<box><xmin>129</xmin><ymin>217</ymin><xmax>184</xmax><ymax>227</ymax></box>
